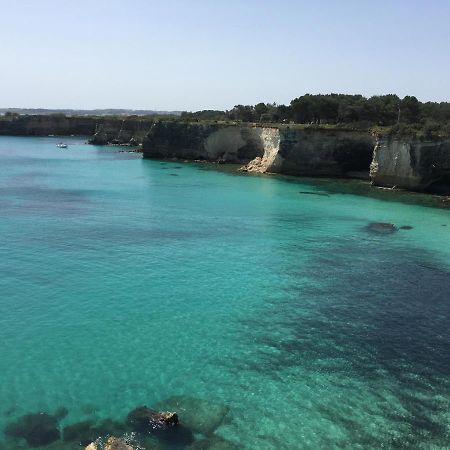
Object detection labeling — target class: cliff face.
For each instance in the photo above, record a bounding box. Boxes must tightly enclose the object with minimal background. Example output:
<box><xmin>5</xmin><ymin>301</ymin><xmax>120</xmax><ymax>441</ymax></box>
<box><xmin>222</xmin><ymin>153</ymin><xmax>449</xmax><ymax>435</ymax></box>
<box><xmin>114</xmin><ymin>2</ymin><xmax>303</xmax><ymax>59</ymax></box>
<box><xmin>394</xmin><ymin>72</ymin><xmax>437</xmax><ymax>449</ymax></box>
<box><xmin>370</xmin><ymin>137</ymin><xmax>450</xmax><ymax>193</ymax></box>
<box><xmin>143</xmin><ymin>122</ymin><xmax>374</xmax><ymax>178</ymax></box>
<box><xmin>0</xmin><ymin>115</ymin><xmax>153</xmax><ymax>145</ymax></box>
<box><xmin>142</xmin><ymin>122</ymin><xmax>266</xmax><ymax>162</ymax></box>
<box><xmin>242</xmin><ymin>128</ymin><xmax>374</xmax><ymax>178</ymax></box>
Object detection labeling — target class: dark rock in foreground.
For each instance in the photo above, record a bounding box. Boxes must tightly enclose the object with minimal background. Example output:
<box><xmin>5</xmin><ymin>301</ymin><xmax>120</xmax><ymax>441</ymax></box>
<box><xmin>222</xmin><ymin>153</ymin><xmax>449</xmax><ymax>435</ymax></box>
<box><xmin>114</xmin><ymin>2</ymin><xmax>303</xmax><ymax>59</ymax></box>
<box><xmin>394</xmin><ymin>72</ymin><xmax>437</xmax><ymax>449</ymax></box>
<box><xmin>86</xmin><ymin>436</ymin><xmax>135</xmax><ymax>450</ymax></box>
<box><xmin>126</xmin><ymin>406</ymin><xmax>178</xmax><ymax>431</ymax></box>
<box><xmin>155</xmin><ymin>395</ymin><xmax>230</xmax><ymax>436</ymax></box>
<box><xmin>127</xmin><ymin>406</ymin><xmax>193</xmax><ymax>446</ymax></box>
<box><xmin>4</xmin><ymin>412</ymin><xmax>60</xmax><ymax>447</ymax></box>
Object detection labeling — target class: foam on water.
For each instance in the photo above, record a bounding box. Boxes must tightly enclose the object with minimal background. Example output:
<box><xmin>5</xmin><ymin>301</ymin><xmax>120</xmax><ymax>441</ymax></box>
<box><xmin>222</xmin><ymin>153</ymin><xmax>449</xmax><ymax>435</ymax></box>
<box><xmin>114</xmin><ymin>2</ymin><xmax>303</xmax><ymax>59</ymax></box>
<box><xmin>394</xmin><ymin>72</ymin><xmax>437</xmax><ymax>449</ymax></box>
<box><xmin>0</xmin><ymin>136</ymin><xmax>449</xmax><ymax>449</ymax></box>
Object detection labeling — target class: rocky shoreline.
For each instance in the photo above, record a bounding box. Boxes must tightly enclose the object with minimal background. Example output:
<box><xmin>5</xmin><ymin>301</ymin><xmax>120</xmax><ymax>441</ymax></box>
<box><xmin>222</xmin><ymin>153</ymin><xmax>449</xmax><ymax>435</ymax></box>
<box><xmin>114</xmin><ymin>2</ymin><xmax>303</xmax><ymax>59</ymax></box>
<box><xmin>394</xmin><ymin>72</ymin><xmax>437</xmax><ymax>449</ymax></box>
<box><xmin>142</xmin><ymin>122</ymin><xmax>450</xmax><ymax>195</ymax></box>
<box><xmin>0</xmin><ymin>115</ymin><xmax>449</xmax><ymax>195</ymax></box>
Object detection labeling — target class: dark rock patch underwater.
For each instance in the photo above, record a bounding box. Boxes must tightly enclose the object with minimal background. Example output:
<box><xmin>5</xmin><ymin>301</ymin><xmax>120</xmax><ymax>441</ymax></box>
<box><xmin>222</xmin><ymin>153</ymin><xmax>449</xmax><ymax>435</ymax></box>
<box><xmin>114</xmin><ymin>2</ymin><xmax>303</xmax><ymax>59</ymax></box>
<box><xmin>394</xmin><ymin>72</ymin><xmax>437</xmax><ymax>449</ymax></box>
<box><xmin>2</xmin><ymin>396</ymin><xmax>232</xmax><ymax>450</ymax></box>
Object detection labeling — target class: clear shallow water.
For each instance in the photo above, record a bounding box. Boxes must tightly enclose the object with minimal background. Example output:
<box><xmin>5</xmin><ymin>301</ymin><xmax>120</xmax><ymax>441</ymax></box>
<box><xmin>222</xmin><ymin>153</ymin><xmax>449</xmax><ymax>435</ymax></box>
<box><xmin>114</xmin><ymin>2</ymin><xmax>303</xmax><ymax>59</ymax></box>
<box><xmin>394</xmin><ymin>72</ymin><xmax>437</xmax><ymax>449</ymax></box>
<box><xmin>0</xmin><ymin>136</ymin><xmax>449</xmax><ymax>449</ymax></box>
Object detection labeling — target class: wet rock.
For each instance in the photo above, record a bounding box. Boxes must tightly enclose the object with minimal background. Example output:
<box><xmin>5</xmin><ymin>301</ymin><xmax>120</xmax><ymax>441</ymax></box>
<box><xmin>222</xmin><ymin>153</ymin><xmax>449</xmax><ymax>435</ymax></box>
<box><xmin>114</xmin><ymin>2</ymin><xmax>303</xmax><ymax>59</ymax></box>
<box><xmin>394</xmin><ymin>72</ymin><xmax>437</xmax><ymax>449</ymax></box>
<box><xmin>155</xmin><ymin>395</ymin><xmax>230</xmax><ymax>436</ymax></box>
<box><xmin>127</xmin><ymin>406</ymin><xmax>193</xmax><ymax>446</ymax></box>
<box><xmin>105</xmin><ymin>436</ymin><xmax>135</xmax><ymax>450</ymax></box>
<box><xmin>4</xmin><ymin>412</ymin><xmax>60</xmax><ymax>447</ymax></box>
<box><xmin>399</xmin><ymin>225</ymin><xmax>413</xmax><ymax>230</ymax></box>
<box><xmin>86</xmin><ymin>436</ymin><xmax>160</xmax><ymax>450</ymax></box>
<box><xmin>365</xmin><ymin>222</ymin><xmax>398</xmax><ymax>234</ymax></box>
<box><xmin>127</xmin><ymin>406</ymin><xmax>178</xmax><ymax>432</ymax></box>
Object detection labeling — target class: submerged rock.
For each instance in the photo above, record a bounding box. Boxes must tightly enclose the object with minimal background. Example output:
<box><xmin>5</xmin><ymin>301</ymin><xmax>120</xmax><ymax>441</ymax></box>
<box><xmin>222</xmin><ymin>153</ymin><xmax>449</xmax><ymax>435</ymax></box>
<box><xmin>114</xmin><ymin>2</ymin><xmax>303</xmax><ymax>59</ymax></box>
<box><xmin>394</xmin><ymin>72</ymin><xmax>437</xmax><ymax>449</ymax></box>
<box><xmin>63</xmin><ymin>420</ymin><xmax>95</xmax><ymax>445</ymax></box>
<box><xmin>63</xmin><ymin>419</ymin><xmax>127</xmax><ymax>446</ymax></box>
<box><xmin>127</xmin><ymin>406</ymin><xmax>193</xmax><ymax>446</ymax></box>
<box><xmin>155</xmin><ymin>395</ymin><xmax>230</xmax><ymax>436</ymax></box>
<box><xmin>4</xmin><ymin>412</ymin><xmax>60</xmax><ymax>447</ymax></box>
<box><xmin>126</xmin><ymin>406</ymin><xmax>178</xmax><ymax>431</ymax></box>
<box><xmin>365</xmin><ymin>222</ymin><xmax>398</xmax><ymax>234</ymax></box>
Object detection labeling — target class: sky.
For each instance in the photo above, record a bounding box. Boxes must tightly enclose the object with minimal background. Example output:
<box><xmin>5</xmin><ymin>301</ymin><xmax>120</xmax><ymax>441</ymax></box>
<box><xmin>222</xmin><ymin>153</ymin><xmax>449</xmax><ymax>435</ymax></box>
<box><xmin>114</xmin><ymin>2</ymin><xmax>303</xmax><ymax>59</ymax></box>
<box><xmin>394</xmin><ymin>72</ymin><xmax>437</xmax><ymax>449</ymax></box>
<box><xmin>0</xmin><ymin>0</ymin><xmax>449</xmax><ymax>111</ymax></box>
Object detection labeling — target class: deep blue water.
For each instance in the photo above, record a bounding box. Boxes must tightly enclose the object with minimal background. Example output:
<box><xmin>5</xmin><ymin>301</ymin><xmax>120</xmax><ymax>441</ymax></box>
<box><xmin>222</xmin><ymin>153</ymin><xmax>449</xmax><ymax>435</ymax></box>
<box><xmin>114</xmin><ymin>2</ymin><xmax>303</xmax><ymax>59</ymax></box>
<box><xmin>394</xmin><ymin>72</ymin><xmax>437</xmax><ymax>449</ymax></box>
<box><xmin>0</xmin><ymin>136</ymin><xmax>449</xmax><ymax>449</ymax></box>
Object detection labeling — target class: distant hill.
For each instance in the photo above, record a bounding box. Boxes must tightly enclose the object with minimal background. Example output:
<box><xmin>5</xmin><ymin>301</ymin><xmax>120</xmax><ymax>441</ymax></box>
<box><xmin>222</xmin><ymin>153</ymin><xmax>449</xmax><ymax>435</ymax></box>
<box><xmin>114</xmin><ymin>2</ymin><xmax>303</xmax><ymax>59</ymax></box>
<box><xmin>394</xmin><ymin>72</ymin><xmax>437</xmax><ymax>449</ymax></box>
<box><xmin>0</xmin><ymin>108</ymin><xmax>182</xmax><ymax>117</ymax></box>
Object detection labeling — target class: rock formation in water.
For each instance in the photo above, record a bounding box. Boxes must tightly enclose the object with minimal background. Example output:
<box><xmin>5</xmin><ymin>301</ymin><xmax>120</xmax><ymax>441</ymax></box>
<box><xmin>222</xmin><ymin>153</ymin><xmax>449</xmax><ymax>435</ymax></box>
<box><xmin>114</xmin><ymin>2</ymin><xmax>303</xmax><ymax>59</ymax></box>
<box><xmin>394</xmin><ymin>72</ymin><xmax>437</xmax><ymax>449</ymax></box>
<box><xmin>86</xmin><ymin>436</ymin><xmax>135</xmax><ymax>450</ymax></box>
<box><xmin>4</xmin><ymin>412</ymin><xmax>60</xmax><ymax>447</ymax></box>
<box><xmin>370</xmin><ymin>136</ymin><xmax>450</xmax><ymax>193</ymax></box>
<box><xmin>154</xmin><ymin>395</ymin><xmax>230</xmax><ymax>436</ymax></box>
<box><xmin>126</xmin><ymin>406</ymin><xmax>179</xmax><ymax>431</ymax></box>
<box><xmin>127</xmin><ymin>405</ymin><xmax>193</xmax><ymax>446</ymax></box>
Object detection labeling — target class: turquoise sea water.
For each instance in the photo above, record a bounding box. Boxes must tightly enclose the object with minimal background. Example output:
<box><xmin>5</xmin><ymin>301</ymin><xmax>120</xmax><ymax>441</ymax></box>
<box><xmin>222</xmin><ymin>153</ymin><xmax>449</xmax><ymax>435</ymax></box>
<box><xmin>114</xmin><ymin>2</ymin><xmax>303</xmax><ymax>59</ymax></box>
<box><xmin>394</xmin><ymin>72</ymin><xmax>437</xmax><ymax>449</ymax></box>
<box><xmin>0</xmin><ymin>136</ymin><xmax>449</xmax><ymax>450</ymax></box>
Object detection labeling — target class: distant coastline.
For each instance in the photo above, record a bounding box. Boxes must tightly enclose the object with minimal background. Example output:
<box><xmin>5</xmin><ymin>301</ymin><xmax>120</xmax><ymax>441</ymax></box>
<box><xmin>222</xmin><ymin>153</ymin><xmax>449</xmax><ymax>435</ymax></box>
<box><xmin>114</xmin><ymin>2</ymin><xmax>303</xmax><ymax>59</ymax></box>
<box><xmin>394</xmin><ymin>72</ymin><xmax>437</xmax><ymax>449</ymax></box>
<box><xmin>1</xmin><ymin>93</ymin><xmax>449</xmax><ymax>200</ymax></box>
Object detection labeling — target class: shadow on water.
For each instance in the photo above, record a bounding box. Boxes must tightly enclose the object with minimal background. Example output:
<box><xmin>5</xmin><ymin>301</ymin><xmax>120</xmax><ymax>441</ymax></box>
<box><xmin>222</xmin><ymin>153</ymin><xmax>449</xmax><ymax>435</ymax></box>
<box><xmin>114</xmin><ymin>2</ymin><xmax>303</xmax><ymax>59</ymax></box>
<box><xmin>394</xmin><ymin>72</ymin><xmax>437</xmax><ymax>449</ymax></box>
<box><xmin>0</xmin><ymin>185</ymin><xmax>94</xmax><ymax>216</ymax></box>
<box><xmin>224</xmin><ymin>235</ymin><xmax>450</xmax><ymax>448</ymax></box>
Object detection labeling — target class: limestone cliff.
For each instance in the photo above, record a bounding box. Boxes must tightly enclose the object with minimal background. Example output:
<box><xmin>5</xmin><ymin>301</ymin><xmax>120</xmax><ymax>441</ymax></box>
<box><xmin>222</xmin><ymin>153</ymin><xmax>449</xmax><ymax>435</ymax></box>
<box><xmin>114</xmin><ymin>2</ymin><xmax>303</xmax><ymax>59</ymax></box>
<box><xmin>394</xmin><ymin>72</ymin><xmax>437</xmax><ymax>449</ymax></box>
<box><xmin>143</xmin><ymin>122</ymin><xmax>374</xmax><ymax>178</ymax></box>
<box><xmin>0</xmin><ymin>115</ymin><xmax>152</xmax><ymax>145</ymax></box>
<box><xmin>241</xmin><ymin>128</ymin><xmax>374</xmax><ymax>178</ymax></box>
<box><xmin>370</xmin><ymin>137</ymin><xmax>450</xmax><ymax>193</ymax></box>
<box><xmin>143</xmin><ymin>121</ymin><xmax>265</xmax><ymax>162</ymax></box>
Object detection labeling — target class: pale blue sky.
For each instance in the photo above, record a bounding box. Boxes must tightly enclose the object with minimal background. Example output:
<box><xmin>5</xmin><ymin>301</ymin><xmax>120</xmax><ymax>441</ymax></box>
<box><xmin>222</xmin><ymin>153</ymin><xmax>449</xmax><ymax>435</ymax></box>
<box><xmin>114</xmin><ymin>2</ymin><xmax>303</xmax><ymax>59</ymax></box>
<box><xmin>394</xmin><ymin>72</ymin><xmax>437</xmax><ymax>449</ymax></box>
<box><xmin>0</xmin><ymin>0</ymin><xmax>449</xmax><ymax>110</ymax></box>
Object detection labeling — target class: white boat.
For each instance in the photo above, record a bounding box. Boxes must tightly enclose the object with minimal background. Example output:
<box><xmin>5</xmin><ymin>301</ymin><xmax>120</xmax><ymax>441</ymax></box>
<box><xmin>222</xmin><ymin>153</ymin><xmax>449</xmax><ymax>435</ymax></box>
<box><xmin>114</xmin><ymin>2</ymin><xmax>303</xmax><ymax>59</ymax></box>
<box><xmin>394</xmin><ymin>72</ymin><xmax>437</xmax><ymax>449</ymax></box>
<box><xmin>56</xmin><ymin>143</ymin><xmax>68</xmax><ymax>149</ymax></box>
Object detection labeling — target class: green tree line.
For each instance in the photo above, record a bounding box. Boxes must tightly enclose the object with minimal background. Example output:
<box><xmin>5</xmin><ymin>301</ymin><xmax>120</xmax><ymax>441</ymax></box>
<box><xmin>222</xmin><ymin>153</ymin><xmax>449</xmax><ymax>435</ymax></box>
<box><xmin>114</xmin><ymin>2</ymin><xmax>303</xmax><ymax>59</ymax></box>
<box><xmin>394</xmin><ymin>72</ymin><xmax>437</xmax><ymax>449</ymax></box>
<box><xmin>181</xmin><ymin>94</ymin><xmax>450</xmax><ymax>138</ymax></box>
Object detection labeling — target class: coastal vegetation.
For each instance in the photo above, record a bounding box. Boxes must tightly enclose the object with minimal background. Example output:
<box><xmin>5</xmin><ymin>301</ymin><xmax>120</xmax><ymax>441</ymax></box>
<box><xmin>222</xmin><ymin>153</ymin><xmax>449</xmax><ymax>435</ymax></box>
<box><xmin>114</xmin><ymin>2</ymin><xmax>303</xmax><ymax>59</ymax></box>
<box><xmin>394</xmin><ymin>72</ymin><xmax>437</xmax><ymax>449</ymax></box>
<box><xmin>1</xmin><ymin>94</ymin><xmax>449</xmax><ymax>140</ymax></box>
<box><xmin>180</xmin><ymin>94</ymin><xmax>450</xmax><ymax>139</ymax></box>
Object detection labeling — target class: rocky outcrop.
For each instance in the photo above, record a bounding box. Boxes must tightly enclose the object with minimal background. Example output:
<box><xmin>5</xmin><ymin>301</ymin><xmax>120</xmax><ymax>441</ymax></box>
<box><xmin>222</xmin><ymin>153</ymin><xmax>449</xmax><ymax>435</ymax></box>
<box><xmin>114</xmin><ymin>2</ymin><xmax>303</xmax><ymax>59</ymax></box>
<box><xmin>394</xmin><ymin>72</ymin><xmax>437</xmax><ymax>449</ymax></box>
<box><xmin>154</xmin><ymin>395</ymin><xmax>230</xmax><ymax>436</ymax></box>
<box><xmin>4</xmin><ymin>412</ymin><xmax>60</xmax><ymax>447</ymax></box>
<box><xmin>127</xmin><ymin>405</ymin><xmax>193</xmax><ymax>446</ymax></box>
<box><xmin>126</xmin><ymin>406</ymin><xmax>178</xmax><ymax>431</ymax></box>
<box><xmin>370</xmin><ymin>137</ymin><xmax>450</xmax><ymax>193</ymax></box>
<box><xmin>86</xmin><ymin>437</ymin><xmax>134</xmax><ymax>450</ymax></box>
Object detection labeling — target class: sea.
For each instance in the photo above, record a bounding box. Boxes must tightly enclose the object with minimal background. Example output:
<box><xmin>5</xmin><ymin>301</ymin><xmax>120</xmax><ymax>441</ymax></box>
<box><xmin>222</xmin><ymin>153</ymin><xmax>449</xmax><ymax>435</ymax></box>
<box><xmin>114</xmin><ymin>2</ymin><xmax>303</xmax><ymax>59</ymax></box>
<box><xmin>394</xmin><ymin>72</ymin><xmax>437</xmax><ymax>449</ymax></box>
<box><xmin>0</xmin><ymin>136</ymin><xmax>449</xmax><ymax>450</ymax></box>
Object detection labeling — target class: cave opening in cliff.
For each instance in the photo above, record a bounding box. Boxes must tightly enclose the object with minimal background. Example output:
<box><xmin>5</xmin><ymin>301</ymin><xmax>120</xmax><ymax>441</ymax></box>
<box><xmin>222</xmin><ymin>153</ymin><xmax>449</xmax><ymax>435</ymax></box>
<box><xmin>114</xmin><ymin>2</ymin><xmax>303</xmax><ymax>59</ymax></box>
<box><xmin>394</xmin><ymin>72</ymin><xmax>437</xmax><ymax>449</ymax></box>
<box><xmin>425</xmin><ymin>173</ymin><xmax>450</xmax><ymax>195</ymax></box>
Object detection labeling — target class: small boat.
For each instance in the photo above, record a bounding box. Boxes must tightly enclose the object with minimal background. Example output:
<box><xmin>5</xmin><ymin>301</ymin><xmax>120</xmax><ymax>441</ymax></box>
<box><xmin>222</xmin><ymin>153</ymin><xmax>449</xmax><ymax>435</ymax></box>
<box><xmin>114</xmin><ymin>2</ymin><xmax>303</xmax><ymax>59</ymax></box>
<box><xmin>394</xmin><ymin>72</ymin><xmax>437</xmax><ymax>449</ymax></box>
<box><xmin>56</xmin><ymin>143</ymin><xmax>68</xmax><ymax>149</ymax></box>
